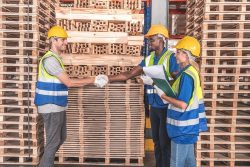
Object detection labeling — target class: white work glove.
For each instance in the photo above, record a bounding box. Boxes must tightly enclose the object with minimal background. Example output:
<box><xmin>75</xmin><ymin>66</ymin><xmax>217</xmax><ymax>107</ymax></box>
<box><xmin>153</xmin><ymin>85</ymin><xmax>169</xmax><ymax>104</ymax></box>
<box><xmin>140</xmin><ymin>75</ymin><xmax>153</xmax><ymax>85</ymax></box>
<box><xmin>94</xmin><ymin>74</ymin><xmax>109</xmax><ymax>88</ymax></box>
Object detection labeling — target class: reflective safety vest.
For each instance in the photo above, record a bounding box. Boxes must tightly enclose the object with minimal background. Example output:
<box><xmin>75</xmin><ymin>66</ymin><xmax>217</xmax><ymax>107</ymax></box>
<box><xmin>34</xmin><ymin>51</ymin><xmax>68</xmax><ymax>107</ymax></box>
<box><xmin>145</xmin><ymin>50</ymin><xmax>174</xmax><ymax>108</ymax></box>
<box><xmin>167</xmin><ymin>65</ymin><xmax>208</xmax><ymax>144</ymax></box>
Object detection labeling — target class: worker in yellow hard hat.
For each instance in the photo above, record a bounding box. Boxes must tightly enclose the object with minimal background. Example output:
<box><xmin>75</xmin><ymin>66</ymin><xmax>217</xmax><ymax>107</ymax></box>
<box><xmin>35</xmin><ymin>25</ymin><xmax>108</xmax><ymax>167</ymax></box>
<box><xmin>153</xmin><ymin>36</ymin><xmax>208</xmax><ymax>167</ymax></box>
<box><xmin>94</xmin><ymin>24</ymin><xmax>180</xmax><ymax>167</ymax></box>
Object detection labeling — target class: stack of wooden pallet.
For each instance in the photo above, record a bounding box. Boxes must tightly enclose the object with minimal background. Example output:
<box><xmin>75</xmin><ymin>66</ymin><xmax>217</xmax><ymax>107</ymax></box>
<box><xmin>0</xmin><ymin>0</ymin><xmax>56</xmax><ymax>165</ymax></box>
<box><xmin>56</xmin><ymin>83</ymin><xmax>145</xmax><ymax>166</ymax></box>
<box><xmin>186</xmin><ymin>0</ymin><xmax>250</xmax><ymax>166</ymax></box>
<box><xmin>55</xmin><ymin>0</ymin><xmax>145</xmax><ymax>166</ymax></box>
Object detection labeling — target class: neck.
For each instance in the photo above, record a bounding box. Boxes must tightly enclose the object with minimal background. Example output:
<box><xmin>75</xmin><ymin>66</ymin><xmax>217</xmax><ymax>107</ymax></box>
<box><xmin>155</xmin><ymin>45</ymin><xmax>165</xmax><ymax>57</ymax></box>
<box><xmin>50</xmin><ymin>46</ymin><xmax>61</xmax><ymax>56</ymax></box>
<box><xmin>180</xmin><ymin>61</ymin><xmax>190</xmax><ymax>69</ymax></box>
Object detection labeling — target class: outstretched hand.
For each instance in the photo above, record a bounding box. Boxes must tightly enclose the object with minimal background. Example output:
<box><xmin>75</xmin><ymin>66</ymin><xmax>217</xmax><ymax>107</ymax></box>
<box><xmin>94</xmin><ymin>74</ymin><xmax>109</xmax><ymax>88</ymax></box>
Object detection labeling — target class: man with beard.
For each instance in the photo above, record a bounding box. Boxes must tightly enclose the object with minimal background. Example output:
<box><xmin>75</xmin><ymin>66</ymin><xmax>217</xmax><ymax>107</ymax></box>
<box><xmin>34</xmin><ymin>25</ymin><xmax>107</xmax><ymax>167</ymax></box>
<box><xmin>95</xmin><ymin>24</ymin><xmax>180</xmax><ymax>167</ymax></box>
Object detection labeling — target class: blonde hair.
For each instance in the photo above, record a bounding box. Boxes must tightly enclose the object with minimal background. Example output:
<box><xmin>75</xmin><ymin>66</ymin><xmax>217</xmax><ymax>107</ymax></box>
<box><xmin>181</xmin><ymin>49</ymin><xmax>200</xmax><ymax>72</ymax></box>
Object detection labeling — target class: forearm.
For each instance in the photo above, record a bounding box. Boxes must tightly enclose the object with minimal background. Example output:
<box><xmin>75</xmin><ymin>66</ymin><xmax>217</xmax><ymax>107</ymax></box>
<box><xmin>108</xmin><ymin>66</ymin><xmax>143</xmax><ymax>83</ymax></box>
<box><xmin>57</xmin><ymin>72</ymin><xmax>95</xmax><ymax>87</ymax></box>
<box><xmin>67</xmin><ymin>77</ymin><xmax>95</xmax><ymax>87</ymax></box>
<box><xmin>108</xmin><ymin>72</ymin><xmax>131</xmax><ymax>82</ymax></box>
<box><xmin>161</xmin><ymin>94</ymin><xmax>188</xmax><ymax>110</ymax></box>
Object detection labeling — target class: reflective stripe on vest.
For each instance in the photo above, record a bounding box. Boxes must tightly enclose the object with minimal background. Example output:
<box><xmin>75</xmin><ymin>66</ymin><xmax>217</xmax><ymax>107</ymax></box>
<box><xmin>146</xmin><ymin>89</ymin><xmax>155</xmax><ymax>94</ymax></box>
<box><xmin>35</xmin><ymin>88</ymin><xmax>68</xmax><ymax>96</ymax></box>
<box><xmin>167</xmin><ymin>117</ymin><xmax>199</xmax><ymax>127</ymax></box>
<box><xmin>34</xmin><ymin>51</ymin><xmax>68</xmax><ymax>107</ymax></box>
<box><xmin>167</xmin><ymin>65</ymin><xmax>208</xmax><ymax>142</ymax></box>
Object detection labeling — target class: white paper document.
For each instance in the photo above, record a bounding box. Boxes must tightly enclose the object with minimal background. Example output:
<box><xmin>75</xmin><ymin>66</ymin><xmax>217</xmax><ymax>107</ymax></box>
<box><xmin>143</xmin><ymin>65</ymin><xmax>176</xmax><ymax>98</ymax></box>
<box><xmin>143</xmin><ymin>65</ymin><xmax>167</xmax><ymax>80</ymax></box>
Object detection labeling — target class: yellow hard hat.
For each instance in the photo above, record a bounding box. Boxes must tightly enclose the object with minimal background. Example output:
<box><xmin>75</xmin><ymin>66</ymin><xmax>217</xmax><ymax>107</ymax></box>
<box><xmin>175</xmin><ymin>36</ymin><xmax>201</xmax><ymax>57</ymax></box>
<box><xmin>145</xmin><ymin>24</ymin><xmax>169</xmax><ymax>38</ymax></box>
<box><xmin>47</xmin><ymin>25</ymin><xmax>68</xmax><ymax>39</ymax></box>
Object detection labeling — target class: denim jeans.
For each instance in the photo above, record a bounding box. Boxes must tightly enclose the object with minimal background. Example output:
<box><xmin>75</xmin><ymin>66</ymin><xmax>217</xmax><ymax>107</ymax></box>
<box><xmin>150</xmin><ymin>107</ymin><xmax>171</xmax><ymax>167</ymax></box>
<box><xmin>170</xmin><ymin>141</ymin><xmax>196</xmax><ymax>167</ymax></box>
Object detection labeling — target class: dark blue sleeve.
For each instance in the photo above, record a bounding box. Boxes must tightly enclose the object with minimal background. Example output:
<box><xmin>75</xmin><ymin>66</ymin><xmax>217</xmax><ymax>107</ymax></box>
<box><xmin>177</xmin><ymin>73</ymin><xmax>194</xmax><ymax>104</ymax></box>
<box><xmin>169</xmin><ymin>53</ymin><xmax>180</xmax><ymax>73</ymax></box>
<box><xmin>138</xmin><ymin>59</ymin><xmax>145</xmax><ymax>67</ymax></box>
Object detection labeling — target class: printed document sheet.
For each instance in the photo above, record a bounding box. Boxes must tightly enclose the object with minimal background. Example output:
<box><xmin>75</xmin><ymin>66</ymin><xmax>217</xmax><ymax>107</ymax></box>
<box><xmin>143</xmin><ymin>65</ymin><xmax>176</xmax><ymax>98</ymax></box>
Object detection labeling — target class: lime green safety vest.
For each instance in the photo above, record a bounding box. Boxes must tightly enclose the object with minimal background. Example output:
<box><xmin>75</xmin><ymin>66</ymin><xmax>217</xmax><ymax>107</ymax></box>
<box><xmin>34</xmin><ymin>51</ymin><xmax>68</xmax><ymax>106</ymax></box>
<box><xmin>167</xmin><ymin>65</ymin><xmax>208</xmax><ymax>144</ymax></box>
<box><xmin>145</xmin><ymin>50</ymin><xmax>173</xmax><ymax>80</ymax></box>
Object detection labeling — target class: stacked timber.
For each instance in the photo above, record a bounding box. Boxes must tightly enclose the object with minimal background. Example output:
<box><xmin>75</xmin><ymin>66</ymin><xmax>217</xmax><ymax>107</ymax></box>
<box><xmin>186</xmin><ymin>0</ymin><xmax>250</xmax><ymax>166</ymax></box>
<box><xmin>56</xmin><ymin>6</ymin><xmax>144</xmax><ymax>66</ymax></box>
<box><xmin>0</xmin><ymin>0</ymin><xmax>56</xmax><ymax>165</ymax></box>
<box><xmin>55</xmin><ymin>0</ymin><xmax>145</xmax><ymax>166</ymax></box>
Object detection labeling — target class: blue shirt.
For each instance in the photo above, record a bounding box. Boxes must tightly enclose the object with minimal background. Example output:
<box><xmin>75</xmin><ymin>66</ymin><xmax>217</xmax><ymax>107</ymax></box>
<box><xmin>174</xmin><ymin>72</ymin><xmax>197</xmax><ymax>144</ymax></box>
<box><xmin>177</xmin><ymin>73</ymin><xmax>194</xmax><ymax>104</ymax></box>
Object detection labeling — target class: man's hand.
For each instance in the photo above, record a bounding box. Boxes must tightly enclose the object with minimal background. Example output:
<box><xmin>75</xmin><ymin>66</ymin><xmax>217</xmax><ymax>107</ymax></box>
<box><xmin>140</xmin><ymin>75</ymin><xmax>153</xmax><ymax>85</ymax></box>
<box><xmin>94</xmin><ymin>74</ymin><xmax>109</xmax><ymax>88</ymax></box>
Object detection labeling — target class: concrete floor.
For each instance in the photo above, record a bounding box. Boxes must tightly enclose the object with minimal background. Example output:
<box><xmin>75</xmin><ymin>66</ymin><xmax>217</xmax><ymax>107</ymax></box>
<box><xmin>6</xmin><ymin>152</ymin><xmax>155</xmax><ymax>167</ymax></box>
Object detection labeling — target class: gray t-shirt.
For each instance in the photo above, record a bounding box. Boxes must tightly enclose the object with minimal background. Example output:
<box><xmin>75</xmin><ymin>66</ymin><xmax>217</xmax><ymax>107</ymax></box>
<box><xmin>38</xmin><ymin>55</ymin><xmax>68</xmax><ymax>113</ymax></box>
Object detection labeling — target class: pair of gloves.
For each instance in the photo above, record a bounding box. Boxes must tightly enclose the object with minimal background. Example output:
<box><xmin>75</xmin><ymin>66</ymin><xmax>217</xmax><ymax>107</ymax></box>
<box><xmin>94</xmin><ymin>74</ymin><xmax>109</xmax><ymax>88</ymax></box>
<box><xmin>140</xmin><ymin>75</ymin><xmax>168</xmax><ymax>104</ymax></box>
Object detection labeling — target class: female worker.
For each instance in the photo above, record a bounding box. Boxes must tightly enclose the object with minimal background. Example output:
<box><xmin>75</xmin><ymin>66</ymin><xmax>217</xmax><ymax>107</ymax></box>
<box><xmin>154</xmin><ymin>36</ymin><xmax>208</xmax><ymax>167</ymax></box>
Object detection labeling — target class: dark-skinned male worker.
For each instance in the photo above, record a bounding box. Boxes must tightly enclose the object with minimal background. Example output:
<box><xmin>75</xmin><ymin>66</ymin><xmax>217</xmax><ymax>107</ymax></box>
<box><xmin>95</xmin><ymin>24</ymin><xmax>180</xmax><ymax>167</ymax></box>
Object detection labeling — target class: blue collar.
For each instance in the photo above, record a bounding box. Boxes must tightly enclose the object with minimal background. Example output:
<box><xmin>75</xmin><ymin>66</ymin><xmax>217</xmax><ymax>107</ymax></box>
<box><xmin>175</xmin><ymin>64</ymin><xmax>191</xmax><ymax>79</ymax></box>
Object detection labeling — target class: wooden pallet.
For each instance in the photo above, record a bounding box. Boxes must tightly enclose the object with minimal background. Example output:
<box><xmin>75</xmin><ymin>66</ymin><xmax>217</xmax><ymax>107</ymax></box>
<box><xmin>0</xmin><ymin>105</ymin><xmax>37</xmax><ymax>115</ymax></box>
<box><xmin>54</xmin><ymin>156</ymin><xmax>143</xmax><ymax>166</ymax></box>
<box><xmin>0</xmin><ymin>154</ymin><xmax>40</xmax><ymax>165</ymax></box>
<box><xmin>0</xmin><ymin>0</ymin><xmax>56</xmax><ymax>165</ymax></box>
<box><xmin>186</xmin><ymin>0</ymin><xmax>250</xmax><ymax>166</ymax></box>
<box><xmin>54</xmin><ymin>83</ymin><xmax>145</xmax><ymax>166</ymax></box>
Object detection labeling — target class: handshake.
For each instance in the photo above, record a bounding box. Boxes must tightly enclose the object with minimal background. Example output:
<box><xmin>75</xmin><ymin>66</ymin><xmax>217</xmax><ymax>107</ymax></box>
<box><xmin>94</xmin><ymin>74</ymin><xmax>109</xmax><ymax>88</ymax></box>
